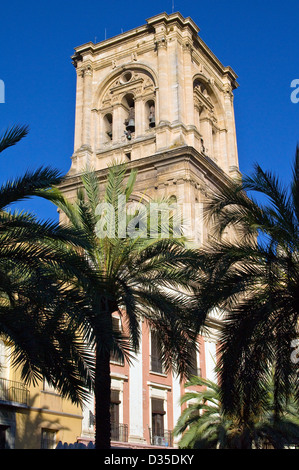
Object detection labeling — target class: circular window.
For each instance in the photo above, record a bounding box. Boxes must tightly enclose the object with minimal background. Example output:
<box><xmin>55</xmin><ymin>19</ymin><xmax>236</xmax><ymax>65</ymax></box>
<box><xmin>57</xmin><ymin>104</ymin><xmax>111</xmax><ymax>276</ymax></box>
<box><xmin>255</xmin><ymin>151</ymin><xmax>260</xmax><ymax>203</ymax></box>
<box><xmin>120</xmin><ymin>71</ymin><xmax>132</xmax><ymax>84</ymax></box>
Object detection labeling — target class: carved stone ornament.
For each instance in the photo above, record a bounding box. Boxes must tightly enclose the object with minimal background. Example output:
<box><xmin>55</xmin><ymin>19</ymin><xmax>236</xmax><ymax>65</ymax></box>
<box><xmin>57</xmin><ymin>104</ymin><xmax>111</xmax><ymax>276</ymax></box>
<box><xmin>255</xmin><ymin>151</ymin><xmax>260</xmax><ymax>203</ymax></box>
<box><xmin>80</xmin><ymin>65</ymin><xmax>93</xmax><ymax>78</ymax></box>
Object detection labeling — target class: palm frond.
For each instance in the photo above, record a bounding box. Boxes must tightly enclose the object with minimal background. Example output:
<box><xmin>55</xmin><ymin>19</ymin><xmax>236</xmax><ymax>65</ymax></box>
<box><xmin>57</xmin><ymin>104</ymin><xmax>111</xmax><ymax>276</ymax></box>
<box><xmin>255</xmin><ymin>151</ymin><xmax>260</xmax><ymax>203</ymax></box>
<box><xmin>195</xmin><ymin>149</ymin><xmax>299</xmax><ymax>426</ymax></box>
<box><xmin>0</xmin><ymin>124</ymin><xmax>29</xmax><ymax>154</ymax></box>
<box><xmin>0</xmin><ymin>166</ymin><xmax>63</xmax><ymax>210</ymax></box>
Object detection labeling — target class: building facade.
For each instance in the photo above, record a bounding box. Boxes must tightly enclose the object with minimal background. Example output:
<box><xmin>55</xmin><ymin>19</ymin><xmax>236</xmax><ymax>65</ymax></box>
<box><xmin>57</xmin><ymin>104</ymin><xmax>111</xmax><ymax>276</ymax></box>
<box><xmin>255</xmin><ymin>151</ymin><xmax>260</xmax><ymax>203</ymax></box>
<box><xmin>0</xmin><ymin>339</ymin><xmax>82</xmax><ymax>449</ymax></box>
<box><xmin>59</xmin><ymin>11</ymin><xmax>240</xmax><ymax>448</ymax></box>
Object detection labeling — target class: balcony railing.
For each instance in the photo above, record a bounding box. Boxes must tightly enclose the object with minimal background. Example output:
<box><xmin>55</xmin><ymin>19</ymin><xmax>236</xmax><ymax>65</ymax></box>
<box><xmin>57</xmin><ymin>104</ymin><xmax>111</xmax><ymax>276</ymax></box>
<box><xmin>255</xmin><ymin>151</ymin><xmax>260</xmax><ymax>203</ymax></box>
<box><xmin>149</xmin><ymin>429</ymin><xmax>173</xmax><ymax>447</ymax></box>
<box><xmin>111</xmin><ymin>423</ymin><xmax>128</xmax><ymax>443</ymax></box>
<box><xmin>0</xmin><ymin>378</ymin><xmax>29</xmax><ymax>407</ymax></box>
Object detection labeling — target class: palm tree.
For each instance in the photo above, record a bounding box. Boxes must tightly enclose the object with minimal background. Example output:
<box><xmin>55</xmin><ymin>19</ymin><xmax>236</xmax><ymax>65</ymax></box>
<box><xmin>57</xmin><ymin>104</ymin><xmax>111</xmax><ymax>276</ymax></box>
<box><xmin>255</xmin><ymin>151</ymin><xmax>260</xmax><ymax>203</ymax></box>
<box><xmin>174</xmin><ymin>375</ymin><xmax>299</xmax><ymax>449</ymax></box>
<box><xmin>193</xmin><ymin>146</ymin><xmax>299</xmax><ymax>423</ymax></box>
<box><xmin>47</xmin><ymin>162</ymin><xmax>200</xmax><ymax>449</ymax></box>
<box><xmin>0</xmin><ymin>124</ymin><xmax>95</xmax><ymax>404</ymax></box>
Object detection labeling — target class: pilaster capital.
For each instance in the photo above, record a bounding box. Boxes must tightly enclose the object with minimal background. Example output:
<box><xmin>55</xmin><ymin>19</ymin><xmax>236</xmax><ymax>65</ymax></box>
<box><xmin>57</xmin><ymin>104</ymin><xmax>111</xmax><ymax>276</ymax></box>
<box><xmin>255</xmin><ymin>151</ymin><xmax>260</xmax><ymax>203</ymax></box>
<box><xmin>222</xmin><ymin>83</ymin><xmax>234</xmax><ymax>101</ymax></box>
<box><xmin>182</xmin><ymin>40</ymin><xmax>193</xmax><ymax>55</ymax></box>
<box><xmin>84</xmin><ymin>65</ymin><xmax>93</xmax><ymax>77</ymax></box>
<box><xmin>78</xmin><ymin>64</ymin><xmax>93</xmax><ymax>79</ymax></box>
<box><xmin>154</xmin><ymin>36</ymin><xmax>168</xmax><ymax>51</ymax></box>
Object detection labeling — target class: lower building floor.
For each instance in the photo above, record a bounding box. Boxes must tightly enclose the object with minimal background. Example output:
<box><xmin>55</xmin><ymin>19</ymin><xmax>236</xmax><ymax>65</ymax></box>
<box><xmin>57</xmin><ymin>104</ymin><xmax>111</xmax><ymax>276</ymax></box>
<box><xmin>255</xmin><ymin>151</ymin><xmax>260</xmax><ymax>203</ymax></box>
<box><xmin>0</xmin><ymin>317</ymin><xmax>220</xmax><ymax>449</ymax></box>
<box><xmin>79</xmin><ymin>319</ymin><xmax>220</xmax><ymax>449</ymax></box>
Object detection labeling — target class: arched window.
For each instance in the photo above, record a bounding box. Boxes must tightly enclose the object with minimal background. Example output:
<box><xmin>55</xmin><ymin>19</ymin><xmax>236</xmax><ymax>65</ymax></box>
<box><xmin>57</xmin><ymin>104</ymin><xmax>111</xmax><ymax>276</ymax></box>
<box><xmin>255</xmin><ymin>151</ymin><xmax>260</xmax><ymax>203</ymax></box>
<box><xmin>123</xmin><ymin>93</ymin><xmax>135</xmax><ymax>140</ymax></box>
<box><xmin>96</xmin><ymin>67</ymin><xmax>157</xmax><ymax>148</ymax></box>
<box><xmin>145</xmin><ymin>100</ymin><xmax>155</xmax><ymax>129</ymax></box>
<box><xmin>104</xmin><ymin>113</ymin><xmax>113</xmax><ymax>141</ymax></box>
<box><xmin>193</xmin><ymin>78</ymin><xmax>214</xmax><ymax>157</ymax></box>
<box><xmin>194</xmin><ymin>79</ymin><xmax>209</xmax><ymax>97</ymax></box>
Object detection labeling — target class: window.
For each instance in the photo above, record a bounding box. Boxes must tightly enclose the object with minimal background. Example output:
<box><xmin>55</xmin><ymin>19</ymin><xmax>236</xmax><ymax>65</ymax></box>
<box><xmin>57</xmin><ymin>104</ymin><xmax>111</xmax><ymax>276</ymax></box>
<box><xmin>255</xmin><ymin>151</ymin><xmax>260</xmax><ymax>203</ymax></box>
<box><xmin>110</xmin><ymin>390</ymin><xmax>120</xmax><ymax>441</ymax></box>
<box><xmin>0</xmin><ymin>425</ymin><xmax>8</xmax><ymax>450</ymax></box>
<box><xmin>188</xmin><ymin>404</ymin><xmax>200</xmax><ymax>419</ymax></box>
<box><xmin>110</xmin><ymin>317</ymin><xmax>124</xmax><ymax>365</ymax></box>
<box><xmin>123</xmin><ymin>94</ymin><xmax>135</xmax><ymax>140</ymax></box>
<box><xmin>120</xmin><ymin>71</ymin><xmax>132</xmax><ymax>84</ymax></box>
<box><xmin>187</xmin><ymin>343</ymin><xmax>201</xmax><ymax>378</ymax></box>
<box><xmin>41</xmin><ymin>429</ymin><xmax>57</xmax><ymax>449</ymax></box>
<box><xmin>104</xmin><ymin>113</ymin><xmax>113</xmax><ymax>140</ymax></box>
<box><xmin>110</xmin><ymin>388</ymin><xmax>128</xmax><ymax>442</ymax></box>
<box><xmin>145</xmin><ymin>100</ymin><xmax>155</xmax><ymax>128</ymax></box>
<box><xmin>89</xmin><ymin>410</ymin><xmax>95</xmax><ymax>427</ymax></box>
<box><xmin>150</xmin><ymin>331</ymin><xmax>164</xmax><ymax>374</ymax></box>
<box><xmin>0</xmin><ymin>340</ymin><xmax>9</xmax><ymax>380</ymax></box>
<box><xmin>151</xmin><ymin>398</ymin><xmax>165</xmax><ymax>438</ymax></box>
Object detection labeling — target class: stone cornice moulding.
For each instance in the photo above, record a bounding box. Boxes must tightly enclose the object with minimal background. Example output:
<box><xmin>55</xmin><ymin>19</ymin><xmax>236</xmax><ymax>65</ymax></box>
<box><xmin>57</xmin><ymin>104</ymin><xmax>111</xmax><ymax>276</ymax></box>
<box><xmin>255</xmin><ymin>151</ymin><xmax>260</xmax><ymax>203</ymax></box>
<box><xmin>71</xmin><ymin>12</ymin><xmax>238</xmax><ymax>89</ymax></box>
<box><xmin>61</xmin><ymin>145</ymin><xmax>235</xmax><ymax>195</ymax></box>
<box><xmin>147</xmin><ymin>381</ymin><xmax>172</xmax><ymax>391</ymax></box>
<box><xmin>110</xmin><ymin>372</ymin><xmax>129</xmax><ymax>381</ymax></box>
<box><xmin>146</xmin><ymin>11</ymin><xmax>200</xmax><ymax>37</ymax></box>
<box><xmin>72</xmin><ymin>13</ymin><xmax>199</xmax><ymax>61</ymax></box>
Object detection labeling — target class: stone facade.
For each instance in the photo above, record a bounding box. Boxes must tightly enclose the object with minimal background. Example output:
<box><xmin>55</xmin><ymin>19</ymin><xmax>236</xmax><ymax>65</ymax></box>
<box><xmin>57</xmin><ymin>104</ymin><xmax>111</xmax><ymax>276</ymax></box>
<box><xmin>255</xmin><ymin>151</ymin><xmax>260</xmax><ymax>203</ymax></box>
<box><xmin>68</xmin><ymin>11</ymin><xmax>239</xmax><ymax>176</ymax></box>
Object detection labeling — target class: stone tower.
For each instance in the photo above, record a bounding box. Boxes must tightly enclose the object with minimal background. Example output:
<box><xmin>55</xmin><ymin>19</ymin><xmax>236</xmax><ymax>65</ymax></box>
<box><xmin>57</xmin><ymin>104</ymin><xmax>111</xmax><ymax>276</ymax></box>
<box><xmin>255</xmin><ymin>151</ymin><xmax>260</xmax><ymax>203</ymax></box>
<box><xmin>61</xmin><ymin>12</ymin><xmax>240</xmax><ymax>448</ymax></box>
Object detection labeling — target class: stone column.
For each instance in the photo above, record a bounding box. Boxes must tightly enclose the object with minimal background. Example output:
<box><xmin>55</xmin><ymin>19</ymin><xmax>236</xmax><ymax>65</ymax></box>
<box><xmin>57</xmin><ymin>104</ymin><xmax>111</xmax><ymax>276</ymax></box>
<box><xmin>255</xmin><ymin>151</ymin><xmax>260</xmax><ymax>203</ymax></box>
<box><xmin>194</xmin><ymin>102</ymin><xmax>201</xmax><ymax>134</ymax></box>
<box><xmin>91</xmin><ymin>108</ymin><xmax>99</xmax><ymax>155</ymax></box>
<box><xmin>200</xmin><ymin>114</ymin><xmax>213</xmax><ymax>157</ymax></box>
<box><xmin>172</xmin><ymin>371</ymin><xmax>182</xmax><ymax>446</ymax></box>
<box><xmin>74</xmin><ymin>67</ymin><xmax>85</xmax><ymax>151</ymax></box>
<box><xmin>156</xmin><ymin>37</ymin><xmax>169</xmax><ymax>124</ymax></box>
<box><xmin>82</xmin><ymin>64</ymin><xmax>93</xmax><ymax>149</ymax></box>
<box><xmin>98</xmin><ymin>112</ymin><xmax>106</xmax><ymax>148</ymax></box>
<box><xmin>134</xmin><ymin>94</ymin><xmax>144</xmax><ymax>137</ymax></box>
<box><xmin>168</xmin><ymin>37</ymin><xmax>180</xmax><ymax>124</ymax></box>
<box><xmin>219</xmin><ymin>128</ymin><xmax>228</xmax><ymax>173</ymax></box>
<box><xmin>182</xmin><ymin>41</ymin><xmax>195</xmax><ymax>127</ymax></box>
<box><xmin>112</xmin><ymin>98</ymin><xmax>125</xmax><ymax>143</ymax></box>
<box><xmin>223</xmin><ymin>82</ymin><xmax>239</xmax><ymax>175</ymax></box>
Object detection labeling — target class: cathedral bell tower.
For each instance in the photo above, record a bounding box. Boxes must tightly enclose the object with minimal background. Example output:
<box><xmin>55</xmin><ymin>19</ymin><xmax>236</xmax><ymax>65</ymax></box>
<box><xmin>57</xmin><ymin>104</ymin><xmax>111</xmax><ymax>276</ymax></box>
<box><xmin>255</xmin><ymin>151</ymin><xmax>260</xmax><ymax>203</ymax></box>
<box><xmin>64</xmin><ymin>12</ymin><xmax>240</xmax><ymax>245</ymax></box>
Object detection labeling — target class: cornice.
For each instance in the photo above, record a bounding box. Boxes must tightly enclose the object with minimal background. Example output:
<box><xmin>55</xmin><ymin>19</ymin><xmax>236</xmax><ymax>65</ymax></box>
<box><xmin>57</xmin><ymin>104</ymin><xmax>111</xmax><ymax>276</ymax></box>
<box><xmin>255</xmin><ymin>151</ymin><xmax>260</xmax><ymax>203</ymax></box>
<box><xmin>146</xmin><ymin>11</ymin><xmax>200</xmax><ymax>36</ymax></box>
<box><xmin>59</xmin><ymin>145</ymin><xmax>235</xmax><ymax>194</ymax></box>
<box><xmin>71</xmin><ymin>12</ymin><xmax>238</xmax><ymax>88</ymax></box>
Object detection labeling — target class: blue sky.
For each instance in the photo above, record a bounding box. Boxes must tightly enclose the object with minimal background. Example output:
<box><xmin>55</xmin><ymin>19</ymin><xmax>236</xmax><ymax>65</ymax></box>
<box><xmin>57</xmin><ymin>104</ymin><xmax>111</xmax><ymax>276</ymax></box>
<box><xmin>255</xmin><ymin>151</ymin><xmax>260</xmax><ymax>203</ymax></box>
<box><xmin>0</xmin><ymin>0</ymin><xmax>298</xmax><ymax>221</ymax></box>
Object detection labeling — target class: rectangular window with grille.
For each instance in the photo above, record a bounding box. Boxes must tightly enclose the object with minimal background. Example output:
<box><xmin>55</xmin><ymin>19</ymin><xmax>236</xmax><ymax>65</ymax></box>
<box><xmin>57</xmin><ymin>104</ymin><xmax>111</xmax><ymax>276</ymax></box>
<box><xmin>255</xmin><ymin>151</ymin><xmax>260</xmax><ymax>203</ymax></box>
<box><xmin>110</xmin><ymin>390</ymin><xmax>121</xmax><ymax>441</ymax></box>
<box><xmin>41</xmin><ymin>429</ymin><xmax>57</xmax><ymax>449</ymax></box>
<box><xmin>110</xmin><ymin>390</ymin><xmax>120</xmax><ymax>424</ymax></box>
<box><xmin>151</xmin><ymin>398</ymin><xmax>165</xmax><ymax>437</ymax></box>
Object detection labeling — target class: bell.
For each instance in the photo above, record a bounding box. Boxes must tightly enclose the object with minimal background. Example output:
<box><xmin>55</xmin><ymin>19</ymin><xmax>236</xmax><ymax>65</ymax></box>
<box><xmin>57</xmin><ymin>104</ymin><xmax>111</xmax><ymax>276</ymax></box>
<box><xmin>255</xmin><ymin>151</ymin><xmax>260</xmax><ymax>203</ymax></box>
<box><xmin>126</xmin><ymin>119</ymin><xmax>135</xmax><ymax>133</ymax></box>
<box><xmin>149</xmin><ymin>116</ymin><xmax>155</xmax><ymax>128</ymax></box>
<box><xmin>149</xmin><ymin>105</ymin><xmax>155</xmax><ymax>128</ymax></box>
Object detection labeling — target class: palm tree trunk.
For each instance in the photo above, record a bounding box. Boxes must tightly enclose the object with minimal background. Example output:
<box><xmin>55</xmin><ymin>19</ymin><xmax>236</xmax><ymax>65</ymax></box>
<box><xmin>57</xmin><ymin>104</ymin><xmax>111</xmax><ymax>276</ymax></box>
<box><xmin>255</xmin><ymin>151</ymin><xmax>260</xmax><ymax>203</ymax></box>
<box><xmin>95</xmin><ymin>346</ymin><xmax>111</xmax><ymax>449</ymax></box>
